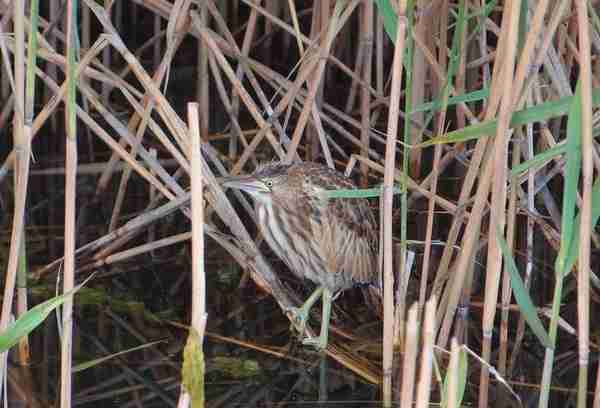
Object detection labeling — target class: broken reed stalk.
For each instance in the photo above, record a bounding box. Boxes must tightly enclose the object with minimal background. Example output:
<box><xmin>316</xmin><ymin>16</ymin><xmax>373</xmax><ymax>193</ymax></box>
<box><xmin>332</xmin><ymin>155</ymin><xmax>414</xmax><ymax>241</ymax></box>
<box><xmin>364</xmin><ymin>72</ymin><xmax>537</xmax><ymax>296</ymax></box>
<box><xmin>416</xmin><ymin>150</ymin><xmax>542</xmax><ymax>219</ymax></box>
<box><xmin>415</xmin><ymin>296</ymin><xmax>436</xmax><ymax>408</ymax></box>
<box><xmin>178</xmin><ymin>102</ymin><xmax>208</xmax><ymax>407</ymax></box>
<box><xmin>399</xmin><ymin>303</ymin><xmax>418</xmax><ymax>406</ymax></box>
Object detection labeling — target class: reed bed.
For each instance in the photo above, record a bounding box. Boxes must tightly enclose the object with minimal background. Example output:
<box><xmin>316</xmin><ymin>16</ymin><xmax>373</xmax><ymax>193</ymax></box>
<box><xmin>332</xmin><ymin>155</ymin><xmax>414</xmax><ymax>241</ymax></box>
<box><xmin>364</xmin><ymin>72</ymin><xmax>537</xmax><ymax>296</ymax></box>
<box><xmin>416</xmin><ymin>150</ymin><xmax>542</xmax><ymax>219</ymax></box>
<box><xmin>0</xmin><ymin>0</ymin><xmax>597</xmax><ymax>407</ymax></box>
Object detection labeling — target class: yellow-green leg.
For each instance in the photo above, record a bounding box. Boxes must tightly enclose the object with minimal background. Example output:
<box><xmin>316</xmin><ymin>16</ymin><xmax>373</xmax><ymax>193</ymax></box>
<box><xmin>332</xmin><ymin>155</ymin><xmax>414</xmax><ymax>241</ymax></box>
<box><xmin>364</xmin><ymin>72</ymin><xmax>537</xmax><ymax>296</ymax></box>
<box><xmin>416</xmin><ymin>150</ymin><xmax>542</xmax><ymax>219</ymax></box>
<box><xmin>286</xmin><ymin>286</ymin><xmax>323</xmax><ymax>335</ymax></box>
<box><xmin>303</xmin><ymin>288</ymin><xmax>332</xmax><ymax>350</ymax></box>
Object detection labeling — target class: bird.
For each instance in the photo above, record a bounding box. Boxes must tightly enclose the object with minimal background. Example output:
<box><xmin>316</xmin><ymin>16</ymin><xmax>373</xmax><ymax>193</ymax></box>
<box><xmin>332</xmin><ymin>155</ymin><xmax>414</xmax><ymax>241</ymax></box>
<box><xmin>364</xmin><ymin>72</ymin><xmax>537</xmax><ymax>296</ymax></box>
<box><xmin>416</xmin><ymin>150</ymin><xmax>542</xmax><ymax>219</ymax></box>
<box><xmin>223</xmin><ymin>161</ymin><xmax>379</xmax><ymax>350</ymax></box>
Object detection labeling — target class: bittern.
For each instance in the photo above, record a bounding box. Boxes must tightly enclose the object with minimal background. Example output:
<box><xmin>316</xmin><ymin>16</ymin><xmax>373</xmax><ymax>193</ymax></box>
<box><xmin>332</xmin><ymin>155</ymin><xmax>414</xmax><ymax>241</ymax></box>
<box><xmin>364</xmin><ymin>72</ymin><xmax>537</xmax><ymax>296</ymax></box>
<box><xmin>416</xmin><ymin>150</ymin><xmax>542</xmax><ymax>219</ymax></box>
<box><xmin>223</xmin><ymin>161</ymin><xmax>379</xmax><ymax>350</ymax></box>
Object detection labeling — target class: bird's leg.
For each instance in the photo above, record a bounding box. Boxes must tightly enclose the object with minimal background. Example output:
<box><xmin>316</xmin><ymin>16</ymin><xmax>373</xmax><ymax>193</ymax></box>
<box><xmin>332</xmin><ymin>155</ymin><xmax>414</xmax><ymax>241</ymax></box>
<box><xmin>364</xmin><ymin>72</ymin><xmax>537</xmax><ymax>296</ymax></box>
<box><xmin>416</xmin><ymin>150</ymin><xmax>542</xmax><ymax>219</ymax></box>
<box><xmin>285</xmin><ymin>286</ymin><xmax>323</xmax><ymax>335</ymax></box>
<box><xmin>303</xmin><ymin>288</ymin><xmax>332</xmax><ymax>350</ymax></box>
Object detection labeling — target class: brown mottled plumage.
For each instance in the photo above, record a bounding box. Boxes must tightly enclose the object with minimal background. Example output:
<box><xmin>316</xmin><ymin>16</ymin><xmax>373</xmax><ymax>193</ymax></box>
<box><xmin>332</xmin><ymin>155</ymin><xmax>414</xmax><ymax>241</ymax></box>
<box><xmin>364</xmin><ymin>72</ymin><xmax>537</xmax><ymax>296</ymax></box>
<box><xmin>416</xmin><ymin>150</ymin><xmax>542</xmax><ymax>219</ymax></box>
<box><xmin>223</xmin><ymin>161</ymin><xmax>379</xmax><ymax>349</ymax></box>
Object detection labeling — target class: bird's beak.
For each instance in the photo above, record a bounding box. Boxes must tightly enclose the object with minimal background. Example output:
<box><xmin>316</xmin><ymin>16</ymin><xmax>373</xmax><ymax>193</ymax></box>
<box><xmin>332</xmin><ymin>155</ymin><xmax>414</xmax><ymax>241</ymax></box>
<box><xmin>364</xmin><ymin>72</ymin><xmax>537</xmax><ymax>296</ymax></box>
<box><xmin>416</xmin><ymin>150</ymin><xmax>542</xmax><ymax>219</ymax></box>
<box><xmin>221</xmin><ymin>176</ymin><xmax>269</xmax><ymax>194</ymax></box>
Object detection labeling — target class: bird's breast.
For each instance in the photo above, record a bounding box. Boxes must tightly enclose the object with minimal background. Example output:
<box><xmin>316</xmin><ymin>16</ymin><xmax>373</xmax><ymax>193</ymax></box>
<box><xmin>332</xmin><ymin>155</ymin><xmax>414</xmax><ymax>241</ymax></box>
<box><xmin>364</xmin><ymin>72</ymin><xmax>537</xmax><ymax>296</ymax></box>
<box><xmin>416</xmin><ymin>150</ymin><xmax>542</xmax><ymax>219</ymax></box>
<box><xmin>255</xmin><ymin>201</ymin><xmax>335</xmax><ymax>287</ymax></box>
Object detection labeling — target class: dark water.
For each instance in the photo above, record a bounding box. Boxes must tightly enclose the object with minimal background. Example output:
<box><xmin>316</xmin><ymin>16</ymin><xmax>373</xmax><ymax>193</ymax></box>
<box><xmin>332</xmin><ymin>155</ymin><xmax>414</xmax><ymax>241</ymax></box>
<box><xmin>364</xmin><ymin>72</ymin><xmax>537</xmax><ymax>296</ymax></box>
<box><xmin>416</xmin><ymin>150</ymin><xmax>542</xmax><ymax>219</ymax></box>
<box><xmin>12</xmin><ymin>247</ymin><xmax>385</xmax><ymax>407</ymax></box>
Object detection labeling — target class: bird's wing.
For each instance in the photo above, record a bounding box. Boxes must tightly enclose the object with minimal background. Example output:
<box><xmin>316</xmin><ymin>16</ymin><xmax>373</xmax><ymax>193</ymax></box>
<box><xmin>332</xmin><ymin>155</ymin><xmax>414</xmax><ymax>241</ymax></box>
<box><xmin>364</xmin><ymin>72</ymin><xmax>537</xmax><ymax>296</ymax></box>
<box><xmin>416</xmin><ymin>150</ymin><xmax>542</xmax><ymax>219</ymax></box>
<box><xmin>311</xmin><ymin>194</ymin><xmax>378</xmax><ymax>285</ymax></box>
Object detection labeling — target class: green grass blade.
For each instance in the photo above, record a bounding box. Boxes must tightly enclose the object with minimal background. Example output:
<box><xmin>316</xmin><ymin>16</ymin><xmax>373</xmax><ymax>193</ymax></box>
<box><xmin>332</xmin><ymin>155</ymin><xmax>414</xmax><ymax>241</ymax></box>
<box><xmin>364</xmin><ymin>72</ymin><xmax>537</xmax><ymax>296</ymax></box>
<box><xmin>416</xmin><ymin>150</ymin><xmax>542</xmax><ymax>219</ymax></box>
<box><xmin>412</xmin><ymin>88</ymin><xmax>490</xmax><ymax>114</ymax></box>
<box><xmin>510</xmin><ymin>144</ymin><xmax>567</xmax><ymax>177</ymax></box>
<box><xmin>420</xmin><ymin>119</ymin><xmax>498</xmax><ymax>146</ymax></box>
<box><xmin>441</xmin><ymin>346</ymin><xmax>468</xmax><ymax>407</ymax></box>
<box><xmin>322</xmin><ymin>185</ymin><xmax>403</xmax><ymax>199</ymax></box>
<box><xmin>496</xmin><ymin>226</ymin><xmax>551</xmax><ymax>347</ymax></box>
<box><xmin>420</xmin><ymin>86</ymin><xmax>600</xmax><ymax>147</ymax></box>
<box><xmin>561</xmin><ymin>178</ymin><xmax>600</xmax><ymax>280</ymax></box>
<box><xmin>555</xmin><ymin>82</ymin><xmax>582</xmax><ymax>277</ymax></box>
<box><xmin>73</xmin><ymin>340</ymin><xmax>164</xmax><ymax>373</ymax></box>
<box><xmin>373</xmin><ymin>0</ymin><xmax>397</xmax><ymax>42</ymax></box>
<box><xmin>0</xmin><ymin>276</ymin><xmax>92</xmax><ymax>352</ymax></box>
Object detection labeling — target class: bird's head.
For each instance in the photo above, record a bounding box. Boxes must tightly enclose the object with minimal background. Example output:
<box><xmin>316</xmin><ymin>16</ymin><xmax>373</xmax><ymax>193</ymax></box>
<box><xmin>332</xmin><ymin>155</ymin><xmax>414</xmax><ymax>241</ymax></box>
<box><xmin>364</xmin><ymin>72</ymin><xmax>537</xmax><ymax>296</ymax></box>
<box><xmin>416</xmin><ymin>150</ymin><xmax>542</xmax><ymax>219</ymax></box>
<box><xmin>222</xmin><ymin>163</ymin><xmax>294</xmax><ymax>204</ymax></box>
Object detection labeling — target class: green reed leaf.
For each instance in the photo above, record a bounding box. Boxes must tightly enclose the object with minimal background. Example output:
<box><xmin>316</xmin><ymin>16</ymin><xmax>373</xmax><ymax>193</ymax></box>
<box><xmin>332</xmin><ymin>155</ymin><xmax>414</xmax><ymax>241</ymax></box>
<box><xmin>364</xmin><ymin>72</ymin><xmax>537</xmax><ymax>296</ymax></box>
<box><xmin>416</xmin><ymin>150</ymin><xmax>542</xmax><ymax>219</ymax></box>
<box><xmin>73</xmin><ymin>340</ymin><xmax>164</xmax><ymax>373</ymax></box>
<box><xmin>555</xmin><ymin>82</ymin><xmax>582</xmax><ymax>277</ymax></box>
<box><xmin>496</xmin><ymin>226</ymin><xmax>551</xmax><ymax>347</ymax></box>
<box><xmin>0</xmin><ymin>275</ymin><xmax>93</xmax><ymax>352</ymax></box>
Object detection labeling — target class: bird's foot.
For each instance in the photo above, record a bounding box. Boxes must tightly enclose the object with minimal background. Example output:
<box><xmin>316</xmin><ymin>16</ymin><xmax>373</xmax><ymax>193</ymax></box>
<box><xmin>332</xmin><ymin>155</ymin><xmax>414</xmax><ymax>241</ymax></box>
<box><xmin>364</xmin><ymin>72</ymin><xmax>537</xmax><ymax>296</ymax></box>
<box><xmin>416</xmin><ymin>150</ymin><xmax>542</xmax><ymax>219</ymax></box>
<box><xmin>302</xmin><ymin>335</ymin><xmax>328</xmax><ymax>351</ymax></box>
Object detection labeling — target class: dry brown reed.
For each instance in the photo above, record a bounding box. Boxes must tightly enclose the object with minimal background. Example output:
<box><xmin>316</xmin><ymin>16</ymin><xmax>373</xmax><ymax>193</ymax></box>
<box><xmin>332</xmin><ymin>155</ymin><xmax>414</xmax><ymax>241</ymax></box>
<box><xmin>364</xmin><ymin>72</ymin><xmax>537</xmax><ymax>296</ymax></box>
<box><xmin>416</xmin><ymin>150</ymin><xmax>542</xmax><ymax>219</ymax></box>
<box><xmin>0</xmin><ymin>1</ymin><xmax>598</xmax><ymax>407</ymax></box>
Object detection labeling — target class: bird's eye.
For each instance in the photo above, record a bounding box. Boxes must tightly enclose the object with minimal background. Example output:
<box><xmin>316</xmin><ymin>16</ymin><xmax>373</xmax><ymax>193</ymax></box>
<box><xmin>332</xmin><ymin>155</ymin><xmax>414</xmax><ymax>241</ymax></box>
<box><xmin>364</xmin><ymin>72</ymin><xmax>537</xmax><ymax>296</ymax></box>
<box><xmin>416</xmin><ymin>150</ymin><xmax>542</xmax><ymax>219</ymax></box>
<box><xmin>265</xmin><ymin>180</ymin><xmax>273</xmax><ymax>188</ymax></box>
